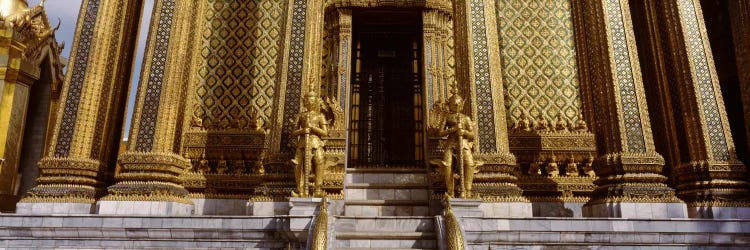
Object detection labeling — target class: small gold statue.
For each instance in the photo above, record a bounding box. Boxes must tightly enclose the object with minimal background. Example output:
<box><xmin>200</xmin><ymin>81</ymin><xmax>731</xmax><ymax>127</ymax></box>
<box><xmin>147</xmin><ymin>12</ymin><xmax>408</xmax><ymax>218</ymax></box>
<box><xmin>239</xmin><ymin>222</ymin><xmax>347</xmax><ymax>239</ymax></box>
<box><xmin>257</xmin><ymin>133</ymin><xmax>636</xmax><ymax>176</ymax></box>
<box><xmin>536</xmin><ymin>114</ymin><xmax>549</xmax><ymax>132</ymax></box>
<box><xmin>216</xmin><ymin>155</ymin><xmax>228</xmax><ymax>174</ymax></box>
<box><xmin>431</xmin><ymin>93</ymin><xmax>482</xmax><ymax>198</ymax></box>
<box><xmin>290</xmin><ymin>91</ymin><xmax>329</xmax><ymax>197</ymax></box>
<box><xmin>233</xmin><ymin>159</ymin><xmax>245</xmax><ymax>175</ymax></box>
<box><xmin>566</xmin><ymin>156</ymin><xmax>579</xmax><ymax>177</ymax></box>
<box><xmin>248</xmin><ymin>108</ymin><xmax>265</xmax><ymax>131</ymax></box>
<box><xmin>584</xmin><ymin>155</ymin><xmax>596</xmax><ymax>177</ymax></box>
<box><xmin>575</xmin><ymin>113</ymin><xmax>589</xmax><ymax>132</ymax></box>
<box><xmin>190</xmin><ymin>115</ymin><xmax>203</xmax><ymax>128</ymax></box>
<box><xmin>516</xmin><ymin>110</ymin><xmax>532</xmax><ymax>132</ymax></box>
<box><xmin>528</xmin><ymin>160</ymin><xmax>542</xmax><ymax>176</ymax></box>
<box><xmin>197</xmin><ymin>152</ymin><xmax>210</xmax><ymax>173</ymax></box>
<box><xmin>252</xmin><ymin>159</ymin><xmax>265</xmax><ymax>175</ymax></box>
<box><xmin>547</xmin><ymin>155</ymin><xmax>559</xmax><ymax>177</ymax></box>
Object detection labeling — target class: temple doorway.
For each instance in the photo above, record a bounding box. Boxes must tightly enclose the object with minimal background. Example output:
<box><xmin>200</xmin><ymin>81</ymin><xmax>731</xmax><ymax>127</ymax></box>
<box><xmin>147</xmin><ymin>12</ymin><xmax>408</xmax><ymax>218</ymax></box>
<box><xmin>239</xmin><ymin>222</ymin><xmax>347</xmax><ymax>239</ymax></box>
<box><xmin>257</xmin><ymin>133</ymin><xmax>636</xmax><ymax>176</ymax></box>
<box><xmin>347</xmin><ymin>10</ymin><xmax>425</xmax><ymax>167</ymax></box>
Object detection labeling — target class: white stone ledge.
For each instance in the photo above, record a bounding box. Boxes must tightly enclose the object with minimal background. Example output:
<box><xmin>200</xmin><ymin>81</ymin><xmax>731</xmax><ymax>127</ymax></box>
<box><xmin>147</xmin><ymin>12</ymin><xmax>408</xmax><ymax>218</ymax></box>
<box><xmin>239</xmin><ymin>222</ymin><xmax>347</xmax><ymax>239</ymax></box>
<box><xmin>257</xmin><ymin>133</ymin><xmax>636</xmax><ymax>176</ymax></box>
<box><xmin>1</xmin><ymin>214</ymin><xmax>749</xmax><ymax>248</ymax></box>
<box><xmin>463</xmin><ymin>217</ymin><xmax>750</xmax><ymax>247</ymax></box>
<box><xmin>0</xmin><ymin>214</ymin><xmax>315</xmax><ymax>249</ymax></box>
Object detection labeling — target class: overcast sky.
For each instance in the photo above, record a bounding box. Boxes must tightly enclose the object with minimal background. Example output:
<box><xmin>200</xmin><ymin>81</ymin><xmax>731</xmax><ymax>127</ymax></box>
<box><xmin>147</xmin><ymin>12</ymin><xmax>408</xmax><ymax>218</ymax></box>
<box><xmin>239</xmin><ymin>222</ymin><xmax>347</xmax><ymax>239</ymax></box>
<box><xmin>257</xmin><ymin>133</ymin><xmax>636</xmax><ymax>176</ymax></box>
<box><xmin>32</xmin><ymin>0</ymin><xmax>155</xmax><ymax>140</ymax></box>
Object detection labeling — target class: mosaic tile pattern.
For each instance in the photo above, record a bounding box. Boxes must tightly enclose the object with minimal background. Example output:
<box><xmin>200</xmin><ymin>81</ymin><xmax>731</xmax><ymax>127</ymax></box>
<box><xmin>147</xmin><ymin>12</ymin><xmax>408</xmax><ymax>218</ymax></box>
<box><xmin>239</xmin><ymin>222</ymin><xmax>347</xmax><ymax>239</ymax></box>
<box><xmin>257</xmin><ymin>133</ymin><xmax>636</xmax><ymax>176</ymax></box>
<box><xmin>678</xmin><ymin>0</ymin><xmax>730</xmax><ymax>161</ymax></box>
<box><xmin>135</xmin><ymin>0</ymin><xmax>175</xmax><ymax>151</ymax></box>
<box><xmin>281</xmin><ymin>0</ymin><xmax>308</xmax><ymax>152</ymax></box>
<box><xmin>606</xmin><ymin>0</ymin><xmax>646</xmax><ymax>152</ymax></box>
<box><xmin>339</xmin><ymin>40</ymin><xmax>349</xmax><ymax>109</ymax></box>
<box><xmin>90</xmin><ymin>1</ymin><xmax>125</xmax><ymax>158</ymax></box>
<box><xmin>495</xmin><ymin>0</ymin><xmax>582</xmax><ymax>123</ymax></box>
<box><xmin>193</xmin><ymin>0</ymin><xmax>287</xmax><ymax>125</ymax></box>
<box><xmin>471</xmin><ymin>0</ymin><xmax>498</xmax><ymax>153</ymax></box>
<box><xmin>425</xmin><ymin>38</ymin><xmax>433</xmax><ymax>107</ymax></box>
<box><xmin>54</xmin><ymin>0</ymin><xmax>100</xmax><ymax>157</ymax></box>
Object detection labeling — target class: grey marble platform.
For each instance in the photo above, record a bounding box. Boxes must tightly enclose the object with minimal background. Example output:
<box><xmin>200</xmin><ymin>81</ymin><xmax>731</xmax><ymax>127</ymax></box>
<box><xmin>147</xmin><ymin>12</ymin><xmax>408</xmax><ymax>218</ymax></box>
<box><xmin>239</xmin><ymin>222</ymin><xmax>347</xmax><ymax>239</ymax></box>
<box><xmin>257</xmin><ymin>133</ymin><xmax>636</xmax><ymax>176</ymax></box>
<box><xmin>0</xmin><ymin>214</ymin><xmax>313</xmax><ymax>249</ymax></box>
<box><xmin>463</xmin><ymin>217</ymin><xmax>750</xmax><ymax>249</ymax></box>
<box><xmin>0</xmin><ymin>214</ymin><xmax>749</xmax><ymax>249</ymax></box>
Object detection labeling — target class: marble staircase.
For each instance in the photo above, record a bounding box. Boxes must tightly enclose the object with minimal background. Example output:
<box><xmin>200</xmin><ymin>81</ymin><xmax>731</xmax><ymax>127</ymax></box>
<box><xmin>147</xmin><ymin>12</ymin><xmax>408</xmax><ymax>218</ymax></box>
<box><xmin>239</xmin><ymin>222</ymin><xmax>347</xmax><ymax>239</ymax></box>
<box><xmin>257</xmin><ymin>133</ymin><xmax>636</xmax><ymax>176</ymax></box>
<box><xmin>333</xmin><ymin>216</ymin><xmax>439</xmax><ymax>249</ymax></box>
<box><xmin>343</xmin><ymin>167</ymin><xmax>432</xmax><ymax>216</ymax></box>
<box><xmin>334</xmin><ymin>166</ymin><xmax>439</xmax><ymax>249</ymax></box>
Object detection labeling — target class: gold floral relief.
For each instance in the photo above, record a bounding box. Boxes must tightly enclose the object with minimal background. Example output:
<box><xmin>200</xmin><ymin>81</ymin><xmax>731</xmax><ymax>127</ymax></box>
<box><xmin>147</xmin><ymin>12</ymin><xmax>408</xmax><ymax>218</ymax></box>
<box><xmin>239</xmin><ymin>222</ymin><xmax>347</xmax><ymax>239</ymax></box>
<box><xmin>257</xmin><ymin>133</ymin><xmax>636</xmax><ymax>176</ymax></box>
<box><xmin>495</xmin><ymin>0</ymin><xmax>582</xmax><ymax>124</ymax></box>
<box><xmin>193</xmin><ymin>0</ymin><xmax>287</xmax><ymax>129</ymax></box>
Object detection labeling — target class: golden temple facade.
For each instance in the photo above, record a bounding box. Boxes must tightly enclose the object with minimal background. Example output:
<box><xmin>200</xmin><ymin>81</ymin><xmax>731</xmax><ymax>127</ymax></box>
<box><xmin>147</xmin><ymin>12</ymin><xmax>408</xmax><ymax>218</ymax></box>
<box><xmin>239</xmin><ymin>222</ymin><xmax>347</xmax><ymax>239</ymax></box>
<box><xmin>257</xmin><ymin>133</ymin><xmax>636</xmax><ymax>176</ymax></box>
<box><xmin>1</xmin><ymin>0</ymin><xmax>750</xmax><ymax>248</ymax></box>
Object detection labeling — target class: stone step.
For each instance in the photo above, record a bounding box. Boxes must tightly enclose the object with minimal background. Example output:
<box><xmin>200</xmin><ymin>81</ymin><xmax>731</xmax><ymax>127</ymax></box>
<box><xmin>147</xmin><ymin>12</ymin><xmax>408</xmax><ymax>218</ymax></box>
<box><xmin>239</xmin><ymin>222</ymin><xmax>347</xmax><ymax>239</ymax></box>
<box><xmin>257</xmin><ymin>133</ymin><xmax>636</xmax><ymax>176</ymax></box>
<box><xmin>344</xmin><ymin>204</ymin><xmax>430</xmax><ymax>216</ymax></box>
<box><xmin>334</xmin><ymin>216</ymin><xmax>438</xmax><ymax>249</ymax></box>
<box><xmin>337</xmin><ymin>231</ymin><xmax>436</xmax><ymax>239</ymax></box>
<box><xmin>334</xmin><ymin>239</ymin><xmax>438</xmax><ymax>249</ymax></box>
<box><xmin>345</xmin><ymin>172</ymin><xmax>428</xmax><ymax>185</ymax></box>
<box><xmin>345</xmin><ymin>183</ymin><xmax>428</xmax><ymax>189</ymax></box>
<box><xmin>344</xmin><ymin>200</ymin><xmax>431</xmax><ymax>216</ymax></box>
<box><xmin>345</xmin><ymin>188</ymin><xmax>430</xmax><ymax>201</ymax></box>
<box><xmin>346</xmin><ymin>166</ymin><xmax>427</xmax><ymax>172</ymax></box>
<box><xmin>335</xmin><ymin>216</ymin><xmax>435</xmax><ymax>232</ymax></box>
<box><xmin>335</xmin><ymin>248</ymin><xmax>436</xmax><ymax>250</ymax></box>
<box><xmin>344</xmin><ymin>168</ymin><xmax>428</xmax><ymax>186</ymax></box>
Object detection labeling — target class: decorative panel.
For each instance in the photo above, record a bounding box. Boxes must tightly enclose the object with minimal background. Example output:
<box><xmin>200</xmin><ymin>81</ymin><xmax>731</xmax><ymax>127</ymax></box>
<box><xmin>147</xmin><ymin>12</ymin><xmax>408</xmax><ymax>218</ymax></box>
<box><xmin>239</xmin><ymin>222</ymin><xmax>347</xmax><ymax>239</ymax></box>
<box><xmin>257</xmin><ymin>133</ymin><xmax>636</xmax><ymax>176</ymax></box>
<box><xmin>281</xmin><ymin>0</ymin><xmax>307</xmax><ymax>152</ymax></box>
<box><xmin>605</xmin><ymin>0</ymin><xmax>646</xmax><ymax>152</ymax></box>
<box><xmin>193</xmin><ymin>0</ymin><xmax>287</xmax><ymax>128</ymax></box>
<box><xmin>495</xmin><ymin>0</ymin><xmax>581</xmax><ymax>123</ymax></box>
<box><xmin>90</xmin><ymin>1</ymin><xmax>126</xmax><ymax>158</ymax></box>
<box><xmin>54</xmin><ymin>0</ymin><xmax>100</xmax><ymax>157</ymax></box>
<box><xmin>677</xmin><ymin>0</ymin><xmax>730</xmax><ymax>161</ymax></box>
<box><xmin>470</xmin><ymin>0</ymin><xmax>497</xmax><ymax>153</ymax></box>
<box><xmin>135</xmin><ymin>0</ymin><xmax>176</xmax><ymax>151</ymax></box>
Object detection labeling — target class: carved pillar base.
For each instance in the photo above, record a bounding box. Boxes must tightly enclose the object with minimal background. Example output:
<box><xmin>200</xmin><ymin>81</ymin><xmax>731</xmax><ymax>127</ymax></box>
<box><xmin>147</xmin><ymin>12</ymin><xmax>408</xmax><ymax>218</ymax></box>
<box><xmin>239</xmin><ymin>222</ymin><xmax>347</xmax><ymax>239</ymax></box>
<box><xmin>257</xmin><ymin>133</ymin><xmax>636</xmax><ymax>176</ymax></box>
<box><xmin>17</xmin><ymin>157</ymin><xmax>103</xmax><ymax>214</ymax></box>
<box><xmin>583</xmin><ymin>153</ymin><xmax>686</xmax><ymax>218</ymax></box>
<box><xmin>472</xmin><ymin>153</ymin><xmax>528</xmax><ymax>202</ymax></box>
<box><xmin>676</xmin><ymin>160</ymin><xmax>750</xmax><ymax>218</ymax></box>
<box><xmin>97</xmin><ymin>152</ymin><xmax>192</xmax><ymax>215</ymax></box>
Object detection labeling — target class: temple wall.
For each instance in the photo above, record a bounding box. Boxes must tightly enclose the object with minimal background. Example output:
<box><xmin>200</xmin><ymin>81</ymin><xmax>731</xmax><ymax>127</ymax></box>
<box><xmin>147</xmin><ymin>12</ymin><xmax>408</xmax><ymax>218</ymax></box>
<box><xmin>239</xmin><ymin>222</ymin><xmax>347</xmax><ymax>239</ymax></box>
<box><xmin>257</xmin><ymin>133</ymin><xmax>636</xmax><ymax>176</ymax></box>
<box><xmin>190</xmin><ymin>0</ymin><xmax>288</xmax><ymax>126</ymax></box>
<box><xmin>495</xmin><ymin>0</ymin><xmax>582</xmax><ymax>123</ymax></box>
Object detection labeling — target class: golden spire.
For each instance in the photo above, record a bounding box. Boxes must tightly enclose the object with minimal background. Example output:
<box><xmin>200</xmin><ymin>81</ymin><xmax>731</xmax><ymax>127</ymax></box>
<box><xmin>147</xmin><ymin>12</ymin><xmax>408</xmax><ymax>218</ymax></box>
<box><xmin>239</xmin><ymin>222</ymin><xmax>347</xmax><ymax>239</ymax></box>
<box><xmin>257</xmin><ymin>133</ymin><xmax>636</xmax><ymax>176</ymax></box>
<box><xmin>0</xmin><ymin>0</ymin><xmax>28</xmax><ymax>17</ymax></box>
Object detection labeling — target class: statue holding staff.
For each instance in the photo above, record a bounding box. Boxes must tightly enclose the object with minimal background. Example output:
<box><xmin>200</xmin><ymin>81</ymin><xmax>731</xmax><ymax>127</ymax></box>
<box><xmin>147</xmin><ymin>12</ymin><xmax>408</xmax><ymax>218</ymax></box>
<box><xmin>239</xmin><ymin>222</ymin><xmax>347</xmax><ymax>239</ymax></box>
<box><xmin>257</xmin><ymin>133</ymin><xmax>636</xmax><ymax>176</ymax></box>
<box><xmin>431</xmin><ymin>93</ymin><xmax>482</xmax><ymax>198</ymax></box>
<box><xmin>290</xmin><ymin>91</ymin><xmax>329</xmax><ymax>197</ymax></box>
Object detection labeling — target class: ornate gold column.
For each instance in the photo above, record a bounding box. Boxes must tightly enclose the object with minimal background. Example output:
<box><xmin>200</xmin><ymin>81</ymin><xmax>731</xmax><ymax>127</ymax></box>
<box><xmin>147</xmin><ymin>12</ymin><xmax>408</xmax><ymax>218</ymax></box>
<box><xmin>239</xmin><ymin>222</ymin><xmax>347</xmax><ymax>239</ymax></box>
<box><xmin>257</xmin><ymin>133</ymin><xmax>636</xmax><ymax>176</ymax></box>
<box><xmin>451</xmin><ymin>0</ymin><xmax>528</xmax><ymax>213</ymax></box>
<box><xmin>17</xmin><ymin>0</ymin><xmax>143</xmax><ymax>214</ymax></box>
<box><xmin>574</xmin><ymin>0</ymin><xmax>685</xmax><ymax>218</ymax></box>
<box><xmin>652</xmin><ymin>0</ymin><xmax>750</xmax><ymax>218</ymax></box>
<box><xmin>323</xmin><ymin>8</ymin><xmax>352</xmax><ymax>112</ymax></box>
<box><xmin>728</xmin><ymin>0</ymin><xmax>750</xmax><ymax>161</ymax></box>
<box><xmin>0</xmin><ymin>27</ymin><xmax>30</xmax><ymax>210</ymax></box>
<box><xmin>423</xmin><ymin>9</ymin><xmax>455</xmax><ymax>107</ymax></box>
<box><xmin>303</xmin><ymin>0</ymin><xmax>325</xmax><ymax>96</ymax></box>
<box><xmin>276</xmin><ymin>0</ymin><xmax>325</xmax><ymax>155</ymax></box>
<box><xmin>97</xmin><ymin>0</ymin><xmax>196</xmax><ymax>215</ymax></box>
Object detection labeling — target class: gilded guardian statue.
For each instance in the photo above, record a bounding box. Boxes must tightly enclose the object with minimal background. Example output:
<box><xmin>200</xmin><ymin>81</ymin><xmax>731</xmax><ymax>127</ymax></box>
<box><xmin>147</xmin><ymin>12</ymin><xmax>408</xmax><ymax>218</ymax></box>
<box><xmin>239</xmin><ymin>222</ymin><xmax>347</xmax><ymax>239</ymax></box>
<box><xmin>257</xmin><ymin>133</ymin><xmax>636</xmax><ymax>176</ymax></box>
<box><xmin>431</xmin><ymin>94</ymin><xmax>482</xmax><ymax>198</ymax></box>
<box><xmin>290</xmin><ymin>91</ymin><xmax>329</xmax><ymax>197</ymax></box>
